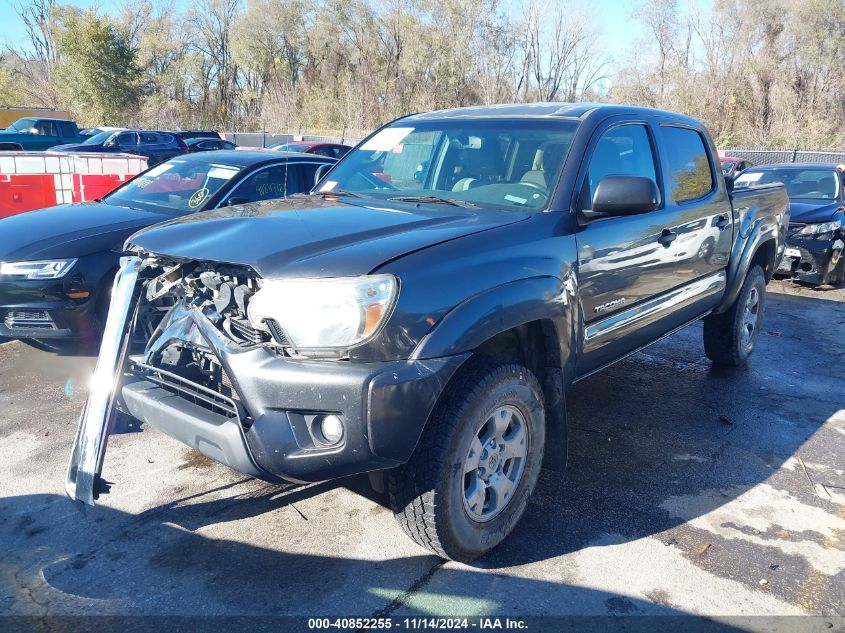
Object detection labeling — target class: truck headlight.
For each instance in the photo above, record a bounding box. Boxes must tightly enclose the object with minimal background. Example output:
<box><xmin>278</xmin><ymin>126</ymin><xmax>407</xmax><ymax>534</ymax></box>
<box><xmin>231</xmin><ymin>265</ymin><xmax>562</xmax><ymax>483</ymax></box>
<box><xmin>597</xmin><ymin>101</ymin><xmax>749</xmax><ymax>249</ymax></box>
<box><xmin>799</xmin><ymin>220</ymin><xmax>841</xmax><ymax>238</ymax></box>
<box><xmin>247</xmin><ymin>275</ymin><xmax>398</xmax><ymax>351</ymax></box>
<box><xmin>0</xmin><ymin>259</ymin><xmax>77</xmax><ymax>279</ymax></box>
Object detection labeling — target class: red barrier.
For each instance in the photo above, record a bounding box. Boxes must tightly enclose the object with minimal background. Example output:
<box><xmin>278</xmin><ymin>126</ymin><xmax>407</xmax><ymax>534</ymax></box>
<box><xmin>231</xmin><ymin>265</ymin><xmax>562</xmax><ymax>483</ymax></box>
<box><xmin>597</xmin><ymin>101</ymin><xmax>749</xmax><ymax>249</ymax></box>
<box><xmin>0</xmin><ymin>152</ymin><xmax>147</xmax><ymax>219</ymax></box>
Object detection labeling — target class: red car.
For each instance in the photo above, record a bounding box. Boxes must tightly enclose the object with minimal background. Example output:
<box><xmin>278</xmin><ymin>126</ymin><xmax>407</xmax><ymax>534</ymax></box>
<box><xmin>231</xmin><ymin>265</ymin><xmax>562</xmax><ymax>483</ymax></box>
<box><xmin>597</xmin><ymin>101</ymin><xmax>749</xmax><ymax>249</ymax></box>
<box><xmin>720</xmin><ymin>156</ymin><xmax>754</xmax><ymax>178</ymax></box>
<box><xmin>268</xmin><ymin>141</ymin><xmax>351</xmax><ymax>158</ymax></box>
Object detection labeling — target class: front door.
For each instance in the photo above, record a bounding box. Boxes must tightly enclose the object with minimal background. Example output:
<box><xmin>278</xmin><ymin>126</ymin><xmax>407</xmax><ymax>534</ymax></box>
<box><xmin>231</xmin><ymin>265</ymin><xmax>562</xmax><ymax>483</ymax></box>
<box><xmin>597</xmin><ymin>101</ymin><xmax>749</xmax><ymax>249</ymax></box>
<box><xmin>574</xmin><ymin>120</ymin><xmax>727</xmax><ymax>375</ymax></box>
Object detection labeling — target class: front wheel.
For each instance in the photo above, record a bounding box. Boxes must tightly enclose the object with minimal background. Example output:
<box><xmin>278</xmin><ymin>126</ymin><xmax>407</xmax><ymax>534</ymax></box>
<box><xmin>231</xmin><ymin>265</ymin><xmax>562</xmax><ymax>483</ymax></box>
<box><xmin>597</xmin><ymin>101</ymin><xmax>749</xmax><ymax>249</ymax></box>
<box><xmin>387</xmin><ymin>360</ymin><xmax>546</xmax><ymax>562</ymax></box>
<box><xmin>703</xmin><ymin>265</ymin><xmax>766</xmax><ymax>366</ymax></box>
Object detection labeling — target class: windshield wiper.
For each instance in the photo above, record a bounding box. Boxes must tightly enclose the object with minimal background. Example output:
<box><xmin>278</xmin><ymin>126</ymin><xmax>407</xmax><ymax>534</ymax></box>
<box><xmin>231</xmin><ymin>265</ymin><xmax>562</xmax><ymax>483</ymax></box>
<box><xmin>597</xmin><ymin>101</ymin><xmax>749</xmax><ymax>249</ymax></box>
<box><xmin>312</xmin><ymin>189</ymin><xmax>363</xmax><ymax>198</ymax></box>
<box><xmin>387</xmin><ymin>195</ymin><xmax>478</xmax><ymax>208</ymax></box>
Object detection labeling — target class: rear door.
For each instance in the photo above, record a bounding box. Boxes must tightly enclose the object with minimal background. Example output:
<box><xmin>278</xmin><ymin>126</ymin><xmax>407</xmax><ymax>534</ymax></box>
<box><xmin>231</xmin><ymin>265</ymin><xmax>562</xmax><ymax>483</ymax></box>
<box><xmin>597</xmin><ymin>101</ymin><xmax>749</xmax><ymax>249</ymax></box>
<box><xmin>574</xmin><ymin>118</ymin><xmax>729</xmax><ymax>374</ymax></box>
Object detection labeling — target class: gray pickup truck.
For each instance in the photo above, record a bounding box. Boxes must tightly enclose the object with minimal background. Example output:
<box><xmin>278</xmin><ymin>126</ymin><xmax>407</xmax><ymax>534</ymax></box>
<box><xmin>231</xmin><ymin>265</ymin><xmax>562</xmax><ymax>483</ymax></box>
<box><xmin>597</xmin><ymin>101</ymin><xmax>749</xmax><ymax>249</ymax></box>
<box><xmin>66</xmin><ymin>103</ymin><xmax>789</xmax><ymax>561</ymax></box>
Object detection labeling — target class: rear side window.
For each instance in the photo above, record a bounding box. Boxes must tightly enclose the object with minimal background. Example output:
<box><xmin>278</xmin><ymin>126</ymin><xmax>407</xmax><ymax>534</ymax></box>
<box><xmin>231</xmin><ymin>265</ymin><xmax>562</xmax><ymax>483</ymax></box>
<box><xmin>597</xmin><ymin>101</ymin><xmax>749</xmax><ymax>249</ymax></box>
<box><xmin>59</xmin><ymin>122</ymin><xmax>75</xmax><ymax>137</ymax></box>
<box><xmin>661</xmin><ymin>127</ymin><xmax>714</xmax><ymax>203</ymax></box>
<box><xmin>585</xmin><ymin>124</ymin><xmax>657</xmax><ymax>201</ymax></box>
<box><xmin>139</xmin><ymin>132</ymin><xmax>158</xmax><ymax>144</ymax></box>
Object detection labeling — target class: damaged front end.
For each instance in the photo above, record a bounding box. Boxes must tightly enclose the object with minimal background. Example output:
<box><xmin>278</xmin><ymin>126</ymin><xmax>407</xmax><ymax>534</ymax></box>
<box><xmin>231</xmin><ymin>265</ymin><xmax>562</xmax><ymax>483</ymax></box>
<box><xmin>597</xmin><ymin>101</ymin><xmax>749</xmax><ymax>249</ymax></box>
<box><xmin>65</xmin><ymin>253</ymin><xmax>282</xmax><ymax>505</ymax></box>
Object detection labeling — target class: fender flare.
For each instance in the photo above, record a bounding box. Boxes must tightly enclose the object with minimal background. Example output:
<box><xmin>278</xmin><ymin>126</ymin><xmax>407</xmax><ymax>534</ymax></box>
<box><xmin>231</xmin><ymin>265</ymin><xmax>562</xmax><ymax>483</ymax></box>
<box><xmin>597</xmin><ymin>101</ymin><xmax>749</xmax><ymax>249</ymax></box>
<box><xmin>715</xmin><ymin>217</ymin><xmax>780</xmax><ymax>314</ymax></box>
<box><xmin>411</xmin><ymin>275</ymin><xmax>571</xmax><ymax>362</ymax></box>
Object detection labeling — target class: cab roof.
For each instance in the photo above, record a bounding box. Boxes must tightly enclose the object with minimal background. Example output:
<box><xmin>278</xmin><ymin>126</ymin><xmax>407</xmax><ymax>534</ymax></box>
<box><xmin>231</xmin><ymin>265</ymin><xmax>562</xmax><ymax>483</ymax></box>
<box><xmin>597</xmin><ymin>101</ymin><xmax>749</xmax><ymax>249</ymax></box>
<box><xmin>403</xmin><ymin>102</ymin><xmax>703</xmax><ymax>126</ymax></box>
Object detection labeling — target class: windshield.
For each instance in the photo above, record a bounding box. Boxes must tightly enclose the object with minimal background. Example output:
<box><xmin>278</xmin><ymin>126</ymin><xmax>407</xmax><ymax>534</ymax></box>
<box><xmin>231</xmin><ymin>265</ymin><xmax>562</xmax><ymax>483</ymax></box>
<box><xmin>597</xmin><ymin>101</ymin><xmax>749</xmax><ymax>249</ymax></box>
<box><xmin>103</xmin><ymin>158</ymin><xmax>242</xmax><ymax>213</ymax></box>
<box><xmin>8</xmin><ymin>118</ymin><xmax>36</xmax><ymax>133</ymax></box>
<box><xmin>734</xmin><ymin>168</ymin><xmax>839</xmax><ymax>200</ymax></box>
<box><xmin>319</xmin><ymin>118</ymin><xmax>578</xmax><ymax>211</ymax></box>
<box><xmin>83</xmin><ymin>131</ymin><xmax>113</xmax><ymax>146</ymax></box>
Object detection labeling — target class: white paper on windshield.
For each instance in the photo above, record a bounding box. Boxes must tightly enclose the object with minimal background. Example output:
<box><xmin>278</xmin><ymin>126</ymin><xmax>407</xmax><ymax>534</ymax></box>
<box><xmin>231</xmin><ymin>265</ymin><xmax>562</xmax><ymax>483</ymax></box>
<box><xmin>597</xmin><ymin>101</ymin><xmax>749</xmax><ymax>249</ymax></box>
<box><xmin>320</xmin><ymin>180</ymin><xmax>337</xmax><ymax>191</ymax></box>
<box><xmin>361</xmin><ymin>127</ymin><xmax>414</xmax><ymax>152</ymax></box>
<box><xmin>208</xmin><ymin>166</ymin><xmax>239</xmax><ymax>180</ymax></box>
<box><xmin>146</xmin><ymin>163</ymin><xmax>174</xmax><ymax>177</ymax></box>
<box><xmin>736</xmin><ymin>172</ymin><xmax>763</xmax><ymax>185</ymax></box>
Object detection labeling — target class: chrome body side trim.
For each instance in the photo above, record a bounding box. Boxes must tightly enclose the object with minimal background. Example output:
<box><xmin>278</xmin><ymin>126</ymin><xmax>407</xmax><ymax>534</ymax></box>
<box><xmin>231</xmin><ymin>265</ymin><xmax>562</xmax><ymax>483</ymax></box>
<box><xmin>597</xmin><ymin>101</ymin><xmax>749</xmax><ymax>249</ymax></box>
<box><xmin>584</xmin><ymin>271</ymin><xmax>726</xmax><ymax>344</ymax></box>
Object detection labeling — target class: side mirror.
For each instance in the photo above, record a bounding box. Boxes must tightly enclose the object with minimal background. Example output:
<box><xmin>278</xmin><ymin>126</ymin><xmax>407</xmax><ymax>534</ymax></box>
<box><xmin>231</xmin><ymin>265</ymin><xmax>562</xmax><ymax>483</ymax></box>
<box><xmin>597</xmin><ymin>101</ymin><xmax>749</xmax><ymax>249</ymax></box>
<box><xmin>314</xmin><ymin>163</ymin><xmax>332</xmax><ymax>187</ymax></box>
<box><xmin>29</xmin><ymin>128</ymin><xmax>39</xmax><ymax>135</ymax></box>
<box><xmin>724</xmin><ymin>174</ymin><xmax>734</xmax><ymax>193</ymax></box>
<box><xmin>584</xmin><ymin>175</ymin><xmax>661</xmax><ymax>220</ymax></box>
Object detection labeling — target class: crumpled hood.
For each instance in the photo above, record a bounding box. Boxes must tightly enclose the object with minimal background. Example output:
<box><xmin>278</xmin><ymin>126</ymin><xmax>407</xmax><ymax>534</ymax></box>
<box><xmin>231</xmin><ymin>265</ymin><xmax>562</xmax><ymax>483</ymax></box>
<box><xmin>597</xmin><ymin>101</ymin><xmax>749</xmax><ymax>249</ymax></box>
<box><xmin>788</xmin><ymin>200</ymin><xmax>843</xmax><ymax>224</ymax></box>
<box><xmin>0</xmin><ymin>202</ymin><xmax>171</xmax><ymax>260</ymax></box>
<box><xmin>128</xmin><ymin>195</ymin><xmax>530</xmax><ymax>277</ymax></box>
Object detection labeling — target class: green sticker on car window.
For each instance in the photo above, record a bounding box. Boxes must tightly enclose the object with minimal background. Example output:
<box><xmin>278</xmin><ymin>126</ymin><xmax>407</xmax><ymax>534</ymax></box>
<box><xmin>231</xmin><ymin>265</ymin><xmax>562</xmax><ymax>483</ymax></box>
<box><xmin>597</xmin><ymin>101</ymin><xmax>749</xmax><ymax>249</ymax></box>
<box><xmin>188</xmin><ymin>188</ymin><xmax>209</xmax><ymax>208</ymax></box>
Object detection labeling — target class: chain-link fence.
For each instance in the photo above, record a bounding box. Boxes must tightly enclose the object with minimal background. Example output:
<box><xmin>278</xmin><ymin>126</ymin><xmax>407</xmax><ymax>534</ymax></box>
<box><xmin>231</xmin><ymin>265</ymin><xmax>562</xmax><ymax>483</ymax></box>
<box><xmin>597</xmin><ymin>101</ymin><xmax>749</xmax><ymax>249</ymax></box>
<box><xmin>221</xmin><ymin>131</ymin><xmax>363</xmax><ymax>148</ymax></box>
<box><xmin>720</xmin><ymin>147</ymin><xmax>845</xmax><ymax>165</ymax></box>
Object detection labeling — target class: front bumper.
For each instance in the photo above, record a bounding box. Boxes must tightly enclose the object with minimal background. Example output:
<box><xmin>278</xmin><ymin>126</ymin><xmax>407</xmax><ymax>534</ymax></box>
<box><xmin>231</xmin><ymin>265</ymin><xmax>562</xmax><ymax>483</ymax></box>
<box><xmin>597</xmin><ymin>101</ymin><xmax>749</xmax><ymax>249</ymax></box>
<box><xmin>66</xmin><ymin>258</ymin><xmax>468</xmax><ymax>504</ymax></box>
<box><xmin>776</xmin><ymin>234</ymin><xmax>843</xmax><ymax>284</ymax></box>
<box><xmin>0</xmin><ymin>271</ymin><xmax>105</xmax><ymax>339</ymax></box>
<box><xmin>120</xmin><ymin>350</ymin><xmax>467</xmax><ymax>484</ymax></box>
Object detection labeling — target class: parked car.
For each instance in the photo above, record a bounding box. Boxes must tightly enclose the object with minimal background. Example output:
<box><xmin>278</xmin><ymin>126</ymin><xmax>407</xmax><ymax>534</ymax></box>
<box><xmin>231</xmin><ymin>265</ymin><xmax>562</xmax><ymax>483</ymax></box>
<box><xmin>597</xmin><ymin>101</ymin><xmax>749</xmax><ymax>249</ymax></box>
<box><xmin>720</xmin><ymin>156</ymin><xmax>753</xmax><ymax>178</ymax></box>
<box><xmin>0</xmin><ymin>151</ymin><xmax>334</xmax><ymax>342</ymax></box>
<box><xmin>735</xmin><ymin>164</ymin><xmax>844</xmax><ymax>286</ymax></box>
<box><xmin>50</xmin><ymin>130</ymin><xmax>189</xmax><ymax>166</ymax></box>
<box><xmin>268</xmin><ymin>141</ymin><xmax>352</xmax><ymax>158</ymax></box>
<box><xmin>0</xmin><ymin>117</ymin><xmax>84</xmax><ymax>151</ymax></box>
<box><xmin>185</xmin><ymin>137</ymin><xmax>238</xmax><ymax>153</ymax></box>
<box><xmin>66</xmin><ymin>103</ymin><xmax>788</xmax><ymax>562</ymax></box>
<box><xmin>172</xmin><ymin>130</ymin><xmax>223</xmax><ymax>141</ymax></box>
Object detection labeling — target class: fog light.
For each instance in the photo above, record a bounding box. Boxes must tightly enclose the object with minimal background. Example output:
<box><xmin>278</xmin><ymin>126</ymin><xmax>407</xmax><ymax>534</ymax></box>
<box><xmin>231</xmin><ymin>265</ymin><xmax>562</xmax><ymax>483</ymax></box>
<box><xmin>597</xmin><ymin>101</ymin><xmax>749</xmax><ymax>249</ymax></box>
<box><xmin>319</xmin><ymin>414</ymin><xmax>344</xmax><ymax>445</ymax></box>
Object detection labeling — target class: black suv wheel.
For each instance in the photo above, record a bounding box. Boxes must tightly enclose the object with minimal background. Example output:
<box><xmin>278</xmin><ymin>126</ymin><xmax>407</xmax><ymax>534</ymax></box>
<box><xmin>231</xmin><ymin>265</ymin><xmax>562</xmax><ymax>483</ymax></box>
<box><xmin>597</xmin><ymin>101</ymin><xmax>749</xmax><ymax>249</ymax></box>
<box><xmin>388</xmin><ymin>359</ymin><xmax>546</xmax><ymax>562</ymax></box>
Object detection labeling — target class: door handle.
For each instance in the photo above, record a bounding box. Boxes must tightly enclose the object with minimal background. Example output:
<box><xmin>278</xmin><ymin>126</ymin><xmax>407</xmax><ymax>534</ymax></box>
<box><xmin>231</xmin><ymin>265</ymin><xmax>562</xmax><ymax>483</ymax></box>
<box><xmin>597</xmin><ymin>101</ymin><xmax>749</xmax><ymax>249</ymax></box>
<box><xmin>657</xmin><ymin>229</ymin><xmax>677</xmax><ymax>246</ymax></box>
<box><xmin>715</xmin><ymin>214</ymin><xmax>730</xmax><ymax>229</ymax></box>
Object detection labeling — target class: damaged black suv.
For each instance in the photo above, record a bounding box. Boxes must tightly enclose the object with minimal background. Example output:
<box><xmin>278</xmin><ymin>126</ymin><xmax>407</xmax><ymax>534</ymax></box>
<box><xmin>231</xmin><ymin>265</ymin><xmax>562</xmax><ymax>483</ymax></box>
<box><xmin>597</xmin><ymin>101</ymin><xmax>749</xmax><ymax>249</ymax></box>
<box><xmin>67</xmin><ymin>104</ymin><xmax>789</xmax><ymax>561</ymax></box>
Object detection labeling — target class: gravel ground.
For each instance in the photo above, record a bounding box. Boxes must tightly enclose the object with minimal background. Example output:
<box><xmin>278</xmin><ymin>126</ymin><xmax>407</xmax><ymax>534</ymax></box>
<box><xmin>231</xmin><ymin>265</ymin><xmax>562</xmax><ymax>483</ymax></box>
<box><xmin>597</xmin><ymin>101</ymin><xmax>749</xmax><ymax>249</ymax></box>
<box><xmin>0</xmin><ymin>279</ymin><xmax>843</xmax><ymax>629</ymax></box>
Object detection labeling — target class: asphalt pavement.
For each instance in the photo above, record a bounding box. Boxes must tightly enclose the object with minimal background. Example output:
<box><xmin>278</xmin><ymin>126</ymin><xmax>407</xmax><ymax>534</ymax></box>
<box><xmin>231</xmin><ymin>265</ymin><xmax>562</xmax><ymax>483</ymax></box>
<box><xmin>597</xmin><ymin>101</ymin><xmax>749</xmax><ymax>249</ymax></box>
<box><xmin>0</xmin><ymin>280</ymin><xmax>843</xmax><ymax>628</ymax></box>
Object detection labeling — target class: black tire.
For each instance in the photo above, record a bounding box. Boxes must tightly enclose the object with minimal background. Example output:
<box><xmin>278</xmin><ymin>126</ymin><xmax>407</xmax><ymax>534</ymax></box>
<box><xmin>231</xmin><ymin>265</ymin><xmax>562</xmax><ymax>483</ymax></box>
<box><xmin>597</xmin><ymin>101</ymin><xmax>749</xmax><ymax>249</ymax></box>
<box><xmin>703</xmin><ymin>265</ymin><xmax>766</xmax><ymax>366</ymax></box>
<box><xmin>387</xmin><ymin>359</ymin><xmax>546</xmax><ymax>562</ymax></box>
<box><xmin>827</xmin><ymin>250</ymin><xmax>845</xmax><ymax>287</ymax></box>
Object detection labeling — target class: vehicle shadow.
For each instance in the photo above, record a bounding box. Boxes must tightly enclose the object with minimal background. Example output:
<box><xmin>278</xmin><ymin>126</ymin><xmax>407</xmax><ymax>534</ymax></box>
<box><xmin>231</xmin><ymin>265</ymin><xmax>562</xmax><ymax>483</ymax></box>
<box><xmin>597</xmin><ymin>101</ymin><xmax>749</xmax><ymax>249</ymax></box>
<box><xmin>1</xmin><ymin>492</ymin><xmax>751</xmax><ymax>628</ymax></box>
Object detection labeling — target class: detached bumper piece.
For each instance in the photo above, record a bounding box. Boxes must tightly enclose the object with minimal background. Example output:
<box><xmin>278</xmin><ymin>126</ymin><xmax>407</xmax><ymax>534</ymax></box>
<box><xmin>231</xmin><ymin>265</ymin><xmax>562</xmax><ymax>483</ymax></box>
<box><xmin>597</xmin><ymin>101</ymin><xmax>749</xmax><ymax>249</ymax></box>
<box><xmin>65</xmin><ymin>256</ymin><xmax>140</xmax><ymax>505</ymax></box>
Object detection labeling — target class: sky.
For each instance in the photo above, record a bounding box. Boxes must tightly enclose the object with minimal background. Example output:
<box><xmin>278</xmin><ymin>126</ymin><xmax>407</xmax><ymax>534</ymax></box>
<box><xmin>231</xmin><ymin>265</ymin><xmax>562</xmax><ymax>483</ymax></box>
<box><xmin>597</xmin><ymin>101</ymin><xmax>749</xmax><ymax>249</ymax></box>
<box><xmin>0</xmin><ymin>0</ymin><xmax>707</xmax><ymax>73</ymax></box>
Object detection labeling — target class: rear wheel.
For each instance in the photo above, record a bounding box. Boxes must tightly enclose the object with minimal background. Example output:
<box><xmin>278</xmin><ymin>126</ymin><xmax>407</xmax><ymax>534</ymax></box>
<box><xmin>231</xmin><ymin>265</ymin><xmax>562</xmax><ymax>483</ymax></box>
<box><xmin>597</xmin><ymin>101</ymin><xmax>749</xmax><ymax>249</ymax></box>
<box><xmin>703</xmin><ymin>265</ymin><xmax>766</xmax><ymax>366</ymax></box>
<box><xmin>388</xmin><ymin>359</ymin><xmax>545</xmax><ymax>562</ymax></box>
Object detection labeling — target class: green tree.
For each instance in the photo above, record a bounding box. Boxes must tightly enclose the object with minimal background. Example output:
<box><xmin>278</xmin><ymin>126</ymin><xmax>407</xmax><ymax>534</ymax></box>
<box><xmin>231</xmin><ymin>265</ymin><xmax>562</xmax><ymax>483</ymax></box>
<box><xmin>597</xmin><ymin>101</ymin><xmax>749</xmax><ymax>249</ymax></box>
<box><xmin>53</xmin><ymin>10</ymin><xmax>141</xmax><ymax>125</ymax></box>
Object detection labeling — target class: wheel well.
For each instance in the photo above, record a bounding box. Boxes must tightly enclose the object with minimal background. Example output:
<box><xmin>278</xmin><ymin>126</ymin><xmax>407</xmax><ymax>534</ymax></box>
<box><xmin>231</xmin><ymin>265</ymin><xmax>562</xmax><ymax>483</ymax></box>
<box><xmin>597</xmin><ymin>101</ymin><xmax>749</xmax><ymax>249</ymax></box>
<box><xmin>473</xmin><ymin>320</ymin><xmax>562</xmax><ymax>407</ymax></box>
<box><xmin>750</xmin><ymin>239</ymin><xmax>776</xmax><ymax>282</ymax></box>
<box><xmin>0</xmin><ymin>142</ymin><xmax>24</xmax><ymax>151</ymax></box>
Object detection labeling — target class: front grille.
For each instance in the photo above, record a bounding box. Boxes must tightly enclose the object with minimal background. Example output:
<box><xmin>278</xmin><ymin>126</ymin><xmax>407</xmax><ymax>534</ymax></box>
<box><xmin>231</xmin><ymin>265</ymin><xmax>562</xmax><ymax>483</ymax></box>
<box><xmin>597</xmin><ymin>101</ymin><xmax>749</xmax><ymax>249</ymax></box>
<box><xmin>131</xmin><ymin>361</ymin><xmax>241</xmax><ymax>421</ymax></box>
<box><xmin>4</xmin><ymin>310</ymin><xmax>56</xmax><ymax>330</ymax></box>
<box><xmin>227</xmin><ymin>317</ymin><xmax>267</xmax><ymax>345</ymax></box>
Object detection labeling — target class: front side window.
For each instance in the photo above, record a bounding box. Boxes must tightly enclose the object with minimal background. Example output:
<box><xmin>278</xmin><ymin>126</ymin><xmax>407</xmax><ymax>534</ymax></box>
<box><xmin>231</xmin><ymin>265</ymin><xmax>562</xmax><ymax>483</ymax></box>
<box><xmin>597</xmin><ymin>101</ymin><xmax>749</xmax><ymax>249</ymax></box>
<box><xmin>225</xmin><ymin>162</ymin><xmax>309</xmax><ymax>202</ymax></box>
<box><xmin>584</xmin><ymin>124</ymin><xmax>657</xmax><ymax>203</ymax></box>
<box><xmin>319</xmin><ymin>118</ymin><xmax>578</xmax><ymax>211</ymax></box>
<box><xmin>35</xmin><ymin>120</ymin><xmax>57</xmax><ymax>136</ymax></box>
<box><xmin>661</xmin><ymin>126</ymin><xmax>714</xmax><ymax>203</ymax></box>
<box><xmin>103</xmin><ymin>159</ymin><xmax>241</xmax><ymax>213</ymax></box>
<box><xmin>115</xmin><ymin>132</ymin><xmax>138</xmax><ymax>146</ymax></box>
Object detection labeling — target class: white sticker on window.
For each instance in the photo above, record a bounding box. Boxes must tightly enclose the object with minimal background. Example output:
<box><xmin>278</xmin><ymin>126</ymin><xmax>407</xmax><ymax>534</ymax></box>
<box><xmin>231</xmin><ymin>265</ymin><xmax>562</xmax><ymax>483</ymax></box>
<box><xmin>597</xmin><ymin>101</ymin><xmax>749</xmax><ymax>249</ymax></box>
<box><xmin>736</xmin><ymin>172</ymin><xmax>763</xmax><ymax>185</ymax></box>
<box><xmin>208</xmin><ymin>166</ymin><xmax>239</xmax><ymax>180</ymax></box>
<box><xmin>320</xmin><ymin>180</ymin><xmax>337</xmax><ymax>191</ymax></box>
<box><xmin>361</xmin><ymin>127</ymin><xmax>415</xmax><ymax>152</ymax></box>
<box><xmin>504</xmin><ymin>194</ymin><xmax>527</xmax><ymax>205</ymax></box>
